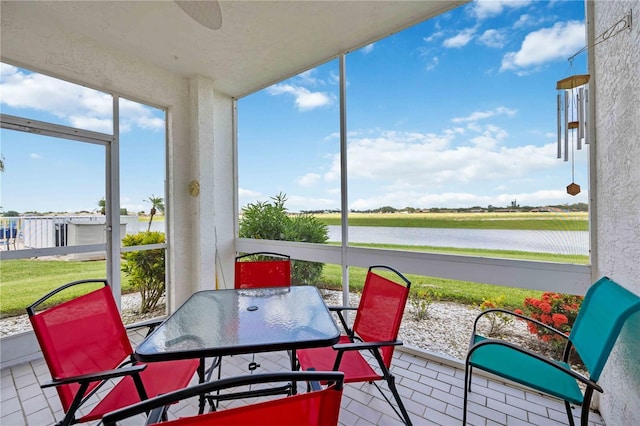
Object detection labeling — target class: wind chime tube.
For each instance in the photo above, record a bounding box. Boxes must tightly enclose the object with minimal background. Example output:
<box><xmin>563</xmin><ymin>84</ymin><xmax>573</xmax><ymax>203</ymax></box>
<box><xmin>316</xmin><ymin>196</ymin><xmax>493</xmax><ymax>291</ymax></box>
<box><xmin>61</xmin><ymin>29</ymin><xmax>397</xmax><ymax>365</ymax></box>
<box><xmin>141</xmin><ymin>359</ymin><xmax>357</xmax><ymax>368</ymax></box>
<box><xmin>584</xmin><ymin>87</ymin><xmax>590</xmax><ymax>145</ymax></box>
<box><xmin>557</xmin><ymin>94</ymin><xmax>562</xmax><ymax>159</ymax></box>
<box><xmin>577</xmin><ymin>89</ymin><xmax>583</xmax><ymax>150</ymax></box>
<box><xmin>564</xmin><ymin>91</ymin><xmax>569</xmax><ymax>162</ymax></box>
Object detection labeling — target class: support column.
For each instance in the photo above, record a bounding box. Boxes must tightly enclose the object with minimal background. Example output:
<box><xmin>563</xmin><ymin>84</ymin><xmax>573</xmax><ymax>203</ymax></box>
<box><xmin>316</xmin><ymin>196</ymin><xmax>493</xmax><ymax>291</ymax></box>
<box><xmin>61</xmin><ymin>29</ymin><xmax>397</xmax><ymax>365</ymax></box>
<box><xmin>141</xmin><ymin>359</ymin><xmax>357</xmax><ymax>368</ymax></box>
<box><xmin>186</xmin><ymin>76</ymin><xmax>235</xmax><ymax>293</ymax></box>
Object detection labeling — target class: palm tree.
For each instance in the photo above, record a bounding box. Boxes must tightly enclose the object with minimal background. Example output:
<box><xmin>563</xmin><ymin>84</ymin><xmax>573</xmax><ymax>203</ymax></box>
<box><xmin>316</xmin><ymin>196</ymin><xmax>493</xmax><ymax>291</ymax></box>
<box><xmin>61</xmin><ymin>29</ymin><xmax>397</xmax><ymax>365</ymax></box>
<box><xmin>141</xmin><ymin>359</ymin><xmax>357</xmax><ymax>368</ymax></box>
<box><xmin>146</xmin><ymin>195</ymin><xmax>165</xmax><ymax>232</ymax></box>
<box><xmin>98</xmin><ymin>198</ymin><xmax>106</xmax><ymax>215</ymax></box>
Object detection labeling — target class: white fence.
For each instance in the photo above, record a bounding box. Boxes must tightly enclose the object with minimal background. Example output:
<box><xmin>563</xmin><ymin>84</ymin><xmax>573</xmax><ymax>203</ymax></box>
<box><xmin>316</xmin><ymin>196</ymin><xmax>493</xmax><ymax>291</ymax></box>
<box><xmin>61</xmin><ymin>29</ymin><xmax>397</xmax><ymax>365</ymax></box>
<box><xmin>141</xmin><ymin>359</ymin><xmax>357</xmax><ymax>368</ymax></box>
<box><xmin>1</xmin><ymin>216</ymin><xmax>141</xmax><ymax>250</ymax></box>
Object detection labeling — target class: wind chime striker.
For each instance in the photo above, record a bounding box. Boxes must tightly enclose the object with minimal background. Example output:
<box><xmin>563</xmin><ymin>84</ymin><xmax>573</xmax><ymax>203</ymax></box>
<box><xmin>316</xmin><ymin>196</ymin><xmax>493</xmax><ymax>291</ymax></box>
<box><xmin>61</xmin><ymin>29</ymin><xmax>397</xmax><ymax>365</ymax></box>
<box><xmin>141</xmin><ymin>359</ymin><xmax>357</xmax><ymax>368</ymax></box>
<box><xmin>556</xmin><ymin>74</ymin><xmax>590</xmax><ymax>196</ymax></box>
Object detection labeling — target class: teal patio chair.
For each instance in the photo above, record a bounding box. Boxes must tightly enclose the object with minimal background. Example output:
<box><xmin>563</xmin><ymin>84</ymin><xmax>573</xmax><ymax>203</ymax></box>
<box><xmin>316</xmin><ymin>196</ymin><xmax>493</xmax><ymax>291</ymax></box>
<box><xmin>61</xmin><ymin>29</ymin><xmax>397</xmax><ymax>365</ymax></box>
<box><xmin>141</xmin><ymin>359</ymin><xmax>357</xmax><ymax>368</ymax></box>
<box><xmin>464</xmin><ymin>276</ymin><xmax>640</xmax><ymax>426</ymax></box>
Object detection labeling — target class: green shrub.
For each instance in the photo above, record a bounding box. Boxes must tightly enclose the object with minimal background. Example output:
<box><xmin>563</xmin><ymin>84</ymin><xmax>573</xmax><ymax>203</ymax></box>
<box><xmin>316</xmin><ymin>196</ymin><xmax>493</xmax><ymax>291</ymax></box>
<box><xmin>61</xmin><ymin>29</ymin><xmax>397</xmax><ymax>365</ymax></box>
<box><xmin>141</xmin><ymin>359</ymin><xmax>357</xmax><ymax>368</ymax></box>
<box><xmin>479</xmin><ymin>295</ymin><xmax>513</xmax><ymax>337</ymax></box>
<box><xmin>239</xmin><ymin>193</ymin><xmax>328</xmax><ymax>285</ymax></box>
<box><xmin>409</xmin><ymin>288</ymin><xmax>441</xmax><ymax>321</ymax></box>
<box><xmin>121</xmin><ymin>231</ymin><xmax>165</xmax><ymax>313</ymax></box>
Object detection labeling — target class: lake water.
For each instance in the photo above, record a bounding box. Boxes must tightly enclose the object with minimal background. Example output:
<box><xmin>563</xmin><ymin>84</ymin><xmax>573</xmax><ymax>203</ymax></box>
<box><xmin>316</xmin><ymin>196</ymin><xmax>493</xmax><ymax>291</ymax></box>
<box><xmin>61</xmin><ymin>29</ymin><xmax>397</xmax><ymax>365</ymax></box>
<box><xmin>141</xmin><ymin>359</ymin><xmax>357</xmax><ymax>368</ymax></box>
<box><xmin>327</xmin><ymin>225</ymin><xmax>589</xmax><ymax>255</ymax></box>
<box><xmin>149</xmin><ymin>220</ymin><xmax>589</xmax><ymax>255</ymax></box>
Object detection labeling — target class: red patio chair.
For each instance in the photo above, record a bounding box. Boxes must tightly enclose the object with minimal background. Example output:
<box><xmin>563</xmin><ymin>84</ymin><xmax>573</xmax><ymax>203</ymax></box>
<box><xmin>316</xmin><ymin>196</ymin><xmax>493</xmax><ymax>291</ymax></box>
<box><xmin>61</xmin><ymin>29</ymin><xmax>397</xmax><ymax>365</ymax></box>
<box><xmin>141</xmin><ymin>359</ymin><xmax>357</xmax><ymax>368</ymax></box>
<box><xmin>231</xmin><ymin>251</ymin><xmax>292</xmax><ymax>376</ymax></box>
<box><xmin>234</xmin><ymin>251</ymin><xmax>291</xmax><ymax>289</ymax></box>
<box><xmin>296</xmin><ymin>265</ymin><xmax>413</xmax><ymax>425</ymax></box>
<box><xmin>101</xmin><ymin>371</ymin><xmax>344</xmax><ymax>426</ymax></box>
<box><xmin>27</xmin><ymin>279</ymin><xmax>199</xmax><ymax>426</ymax></box>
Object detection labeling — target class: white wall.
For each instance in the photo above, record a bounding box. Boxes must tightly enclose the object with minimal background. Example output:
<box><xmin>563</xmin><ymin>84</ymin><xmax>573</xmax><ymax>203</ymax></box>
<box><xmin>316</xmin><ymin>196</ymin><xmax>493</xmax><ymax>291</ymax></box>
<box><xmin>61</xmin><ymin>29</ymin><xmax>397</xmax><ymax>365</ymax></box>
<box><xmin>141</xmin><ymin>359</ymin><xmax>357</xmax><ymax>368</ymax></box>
<box><xmin>591</xmin><ymin>1</ymin><xmax>640</xmax><ymax>424</ymax></box>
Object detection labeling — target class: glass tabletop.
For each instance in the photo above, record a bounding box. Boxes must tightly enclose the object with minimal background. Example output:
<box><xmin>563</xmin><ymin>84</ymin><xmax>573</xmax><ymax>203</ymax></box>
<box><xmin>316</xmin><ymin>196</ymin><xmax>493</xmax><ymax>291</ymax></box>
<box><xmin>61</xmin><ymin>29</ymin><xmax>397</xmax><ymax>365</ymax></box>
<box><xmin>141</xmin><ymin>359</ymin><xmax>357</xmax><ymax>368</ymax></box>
<box><xmin>135</xmin><ymin>286</ymin><xmax>340</xmax><ymax>362</ymax></box>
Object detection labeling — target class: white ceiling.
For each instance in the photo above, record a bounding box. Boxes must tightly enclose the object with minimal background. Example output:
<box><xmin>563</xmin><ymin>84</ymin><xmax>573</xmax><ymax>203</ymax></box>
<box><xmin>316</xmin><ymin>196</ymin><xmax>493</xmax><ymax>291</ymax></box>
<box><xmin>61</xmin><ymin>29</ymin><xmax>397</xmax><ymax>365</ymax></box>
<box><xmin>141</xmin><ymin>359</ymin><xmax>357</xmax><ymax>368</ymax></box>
<box><xmin>2</xmin><ymin>0</ymin><xmax>468</xmax><ymax>98</ymax></box>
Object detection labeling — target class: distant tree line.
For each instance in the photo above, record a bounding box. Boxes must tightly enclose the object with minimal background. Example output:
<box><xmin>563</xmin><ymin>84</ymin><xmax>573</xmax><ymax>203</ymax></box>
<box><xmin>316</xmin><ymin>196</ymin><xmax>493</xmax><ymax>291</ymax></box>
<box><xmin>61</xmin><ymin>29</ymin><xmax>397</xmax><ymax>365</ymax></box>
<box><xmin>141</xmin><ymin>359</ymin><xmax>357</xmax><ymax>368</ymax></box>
<box><xmin>301</xmin><ymin>203</ymin><xmax>589</xmax><ymax>215</ymax></box>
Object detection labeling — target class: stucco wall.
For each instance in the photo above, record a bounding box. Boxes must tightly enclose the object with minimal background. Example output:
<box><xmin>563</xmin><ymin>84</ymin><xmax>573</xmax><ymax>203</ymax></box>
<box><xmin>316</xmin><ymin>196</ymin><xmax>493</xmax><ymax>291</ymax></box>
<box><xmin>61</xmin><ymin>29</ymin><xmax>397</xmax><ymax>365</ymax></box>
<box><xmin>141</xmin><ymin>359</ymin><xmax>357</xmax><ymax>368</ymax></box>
<box><xmin>591</xmin><ymin>1</ymin><xmax>640</xmax><ymax>424</ymax></box>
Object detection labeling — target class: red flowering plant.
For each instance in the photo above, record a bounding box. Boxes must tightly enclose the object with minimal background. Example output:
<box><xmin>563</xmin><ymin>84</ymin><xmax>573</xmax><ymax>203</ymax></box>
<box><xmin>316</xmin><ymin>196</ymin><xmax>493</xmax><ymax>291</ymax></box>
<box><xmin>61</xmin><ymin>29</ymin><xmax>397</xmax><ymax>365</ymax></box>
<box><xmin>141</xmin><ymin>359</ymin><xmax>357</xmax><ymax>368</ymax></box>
<box><xmin>515</xmin><ymin>292</ymin><xmax>583</xmax><ymax>354</ymax></box>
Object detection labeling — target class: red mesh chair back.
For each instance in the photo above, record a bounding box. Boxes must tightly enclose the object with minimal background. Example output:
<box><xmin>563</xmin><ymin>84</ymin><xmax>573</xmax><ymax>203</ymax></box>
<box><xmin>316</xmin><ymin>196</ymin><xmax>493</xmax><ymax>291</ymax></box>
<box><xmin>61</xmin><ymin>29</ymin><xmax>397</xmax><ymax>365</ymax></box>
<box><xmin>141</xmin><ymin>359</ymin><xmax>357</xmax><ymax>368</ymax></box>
<box><xmin>353</xmin><ymin>267</ymin><xmax>411</xmax><ymax>367</ymax></box>
<box><xmin>235</xmin><ymin>252</ymin><xmax>291</xmax><ymax>289</ymax></box>
<box><xmin>28</xmin><ymin>281</ymin><xmax>133</xmax><ymax>411</ymax></box>
<box><xmin>162</xmin><ymin>383</ymin><xmax>342</xmax><ymax>425</ymax></box>
<box><xmin>101</xmin><ymin>371</ymin><xmax>344</xmax><ymax>426</ymax></box>
<box><xmin>295</xmin><ymin>265</ymin><xmax>412</xmax><ymax>425</ymax></box>
<box><xmin>27</xmin><ymin>279</ymin><xmax>199</xmax><ymax>425</ymax></box>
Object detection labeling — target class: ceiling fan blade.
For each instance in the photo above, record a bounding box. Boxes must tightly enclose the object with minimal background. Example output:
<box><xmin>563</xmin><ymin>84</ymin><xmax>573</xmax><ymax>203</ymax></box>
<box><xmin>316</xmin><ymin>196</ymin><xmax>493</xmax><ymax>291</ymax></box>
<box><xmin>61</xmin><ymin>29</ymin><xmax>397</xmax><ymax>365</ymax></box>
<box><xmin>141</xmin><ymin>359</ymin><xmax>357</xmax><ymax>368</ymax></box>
<box><xmin>175</xmin><ymin>0</ymin><xmax>222</xmax><ymax>30</ymax></box>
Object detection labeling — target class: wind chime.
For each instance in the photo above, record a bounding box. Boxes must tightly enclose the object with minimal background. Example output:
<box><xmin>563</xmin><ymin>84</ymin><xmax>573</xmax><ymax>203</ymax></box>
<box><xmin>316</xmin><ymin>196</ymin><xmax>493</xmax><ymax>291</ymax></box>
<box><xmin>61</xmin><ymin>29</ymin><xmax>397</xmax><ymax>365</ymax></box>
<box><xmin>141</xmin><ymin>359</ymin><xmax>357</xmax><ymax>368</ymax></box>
<box><xmin>556</xmin><ymin>73</ymin><xmax>590</xmax><ymax>196</ymax></box>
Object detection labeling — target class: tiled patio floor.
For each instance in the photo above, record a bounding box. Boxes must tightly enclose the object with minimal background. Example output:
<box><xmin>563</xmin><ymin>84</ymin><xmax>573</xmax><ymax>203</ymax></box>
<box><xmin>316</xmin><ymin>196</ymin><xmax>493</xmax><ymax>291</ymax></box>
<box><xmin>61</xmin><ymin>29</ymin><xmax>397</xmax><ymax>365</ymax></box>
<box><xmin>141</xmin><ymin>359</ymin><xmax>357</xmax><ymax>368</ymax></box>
<box><xmin>1</xmin><ymin>341</ymin><xmax>606</xmax><ymax>426</ymax></box>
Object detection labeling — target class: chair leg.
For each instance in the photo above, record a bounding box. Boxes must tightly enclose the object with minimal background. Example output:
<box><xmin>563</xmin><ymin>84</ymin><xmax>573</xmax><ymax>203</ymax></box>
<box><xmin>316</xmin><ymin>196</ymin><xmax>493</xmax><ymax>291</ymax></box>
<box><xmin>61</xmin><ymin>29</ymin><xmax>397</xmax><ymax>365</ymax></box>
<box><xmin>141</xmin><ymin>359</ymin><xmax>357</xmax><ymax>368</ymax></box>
<box><xmin>580</xmin><ymin>388</ymin><xmax>594</xmax><ymax>426</ymax></box>
<box><xmin>463</xmin><ymin>363</ymin><xmax>471</xmax><ymax>425</ymax></box>
<box><xmin>386</xmin><ymin>375</ymin><xmax>413</xmax><ymax>426</ymax></box>
<box><xmin>564</xmin><ymin>400</ymin><xmax>576</xmax><ymax>426</ymax></box>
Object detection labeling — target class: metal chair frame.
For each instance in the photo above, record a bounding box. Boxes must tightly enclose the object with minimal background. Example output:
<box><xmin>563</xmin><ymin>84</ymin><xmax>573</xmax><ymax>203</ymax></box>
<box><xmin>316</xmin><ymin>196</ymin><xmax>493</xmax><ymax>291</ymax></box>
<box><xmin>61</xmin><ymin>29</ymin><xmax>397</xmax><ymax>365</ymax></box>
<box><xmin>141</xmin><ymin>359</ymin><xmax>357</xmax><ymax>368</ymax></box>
<box><xmin>297</xmin><ymin>265</ymin><xmax>413</xmax><ymax>425</ymax></box>
<box><xmin>27</xmin><ymin>279</ymin><xmax>198</xmax><ymax>426</ymax></box>
<box><xmin>102</xmin><ymin>371</ymin><xmax>345</xmax><ymax>426</ymax></box>
<box><xmin>463</xmin><ymin>276</ymin><xmax>640</xmax><ymax>426</ymax></box>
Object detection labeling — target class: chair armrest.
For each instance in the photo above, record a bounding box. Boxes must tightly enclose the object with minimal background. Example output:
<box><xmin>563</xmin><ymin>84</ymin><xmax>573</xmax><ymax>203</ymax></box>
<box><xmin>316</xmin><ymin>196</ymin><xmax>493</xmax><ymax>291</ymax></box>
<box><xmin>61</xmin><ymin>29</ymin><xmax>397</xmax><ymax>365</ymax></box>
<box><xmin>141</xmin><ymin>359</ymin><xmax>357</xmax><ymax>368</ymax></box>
<box><xmin>468</xmin><ymin>338</ymin><xmax>601</xmax><ymax>391</ymax></box>
<box><xmin>328</xmin><ymin>305</ymin><xmax>357</xmax><ymax>336</ymax></box>
<box><xmin>40</xmin><ymin>364</ymin><xmax>147</xmax><ymax>388</ymax></box>
<box><xmin>333</xmin><ymin>340</ymin><xmax>403</xmax><ymax>352</ymax></box>
<box><xmin>126</xmin><ymin>317</ymin><xmax>166</xmax><ymax>336</ymax></box>
<box><xmin>331</xmin><ymin>340</ymin><xmax>403</xmax><ymax>373</ymax></box>
<box><xmin>328</xmin><ymin>305</ymin><xmax>357</xmax><ymax>312</ymax></box>
<box><xmin>472</xmin><ymin>308</ymin><xmax>569</xmax><ymax>342</ymax></box>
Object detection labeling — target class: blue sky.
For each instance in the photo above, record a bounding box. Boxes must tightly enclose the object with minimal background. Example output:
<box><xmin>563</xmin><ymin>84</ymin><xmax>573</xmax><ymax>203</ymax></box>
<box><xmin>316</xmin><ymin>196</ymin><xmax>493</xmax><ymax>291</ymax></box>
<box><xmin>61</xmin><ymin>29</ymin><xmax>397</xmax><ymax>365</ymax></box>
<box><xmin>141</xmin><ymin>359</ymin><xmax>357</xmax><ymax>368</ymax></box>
<box><xmin>0</xmin><ymin>68</ymin><xmax>166</xmax><ymax>214</ymax></box>
<box><xmin>238</xmin><ymin>0</ymin><xmax>589</xmax><ymax>212</ymax></box>
<box><xmin>1</xmin><ymin>0</ymin><xmax>589</xmax><ymax>214</ymax></box>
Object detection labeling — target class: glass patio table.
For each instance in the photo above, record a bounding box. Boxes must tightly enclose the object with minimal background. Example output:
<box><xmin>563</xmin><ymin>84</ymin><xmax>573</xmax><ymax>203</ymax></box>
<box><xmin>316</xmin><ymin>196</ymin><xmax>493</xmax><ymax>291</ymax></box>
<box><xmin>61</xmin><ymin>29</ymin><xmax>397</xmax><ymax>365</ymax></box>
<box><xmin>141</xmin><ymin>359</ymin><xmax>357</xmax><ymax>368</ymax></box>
<box><xmin>134</xmin><ymin>286</ymin><xmax>340</xmax><ymax>402</ymax></box>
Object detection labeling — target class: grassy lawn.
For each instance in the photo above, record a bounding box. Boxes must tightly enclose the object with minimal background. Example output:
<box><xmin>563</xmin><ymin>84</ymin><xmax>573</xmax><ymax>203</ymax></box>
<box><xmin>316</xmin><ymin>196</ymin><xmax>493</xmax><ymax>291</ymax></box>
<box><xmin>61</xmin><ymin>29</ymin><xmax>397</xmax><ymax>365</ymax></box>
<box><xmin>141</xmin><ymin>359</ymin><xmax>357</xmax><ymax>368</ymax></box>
<box><xmin>316</xmin><ymin>211</ymin><xmax>588</xmax><ymax>231</ymax></box>
<box><xmin>1</xmin><ymin>212</ymin><xmax>588</xmax><ymax>317</ymax></box>
<box><xmin>315</xmin><ymin>264</ymin><xmax>544</xmax><ymax>310</ymax></box>
<box><xmin>1</xmin><ymin>257</ymin><xmax>540</xmax><ymax>318</ymax></box>
<box><xmin>0</xmin><ymin>259</ymin><xmax>134</xmax><ymax>318</ymax></box>
<box><xmin>328</xmin><ymin>242</ymin><xmax>589</xmax><ymax>264</ymax></box>
<box><xmin>1</xmin><ymin>239</ymin><xmax>587</xmax><ymax>317</ymax></box>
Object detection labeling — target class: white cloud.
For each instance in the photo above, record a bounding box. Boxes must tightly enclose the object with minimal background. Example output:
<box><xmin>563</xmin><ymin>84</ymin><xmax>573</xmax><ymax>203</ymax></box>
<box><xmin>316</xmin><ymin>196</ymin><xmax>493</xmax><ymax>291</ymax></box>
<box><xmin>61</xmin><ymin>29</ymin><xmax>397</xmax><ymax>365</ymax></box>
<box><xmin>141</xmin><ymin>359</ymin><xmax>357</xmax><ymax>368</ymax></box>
<box><xmin>29</xmin><ymin>153</ymin><xmax>43</xmax><ymax>160</ymax></box>
<box><xmin>361</xmin><ymin>43</ymin><xmax>375</xmax><ymax>54</ymax></box>
<box><xmin>297</xmin><ymin>173</ymin><xmax>321</xmax><ymax>187</ymax></box>
<box><xmin>0</xmin><ymin>64</ymin><xmax>164</xmax><ymax>133</ymax></box>
<box><xmin>478</xmin><ymin>29</ymin><xmax>506</xmax><ymax>48</ymax></box>
<box><xmin>120</xmin><ymin>98</ymin><xmax>165</xmax><ymax>131</ymax></box>
<box><xmin>238</xmin><ymin>188</ymin><xmax>263</xmax><ymax>199</ymax></box>
<box><xmin>452</xmin><ymin>107</ymin><xmax>517</xmax><ymax>123</ymax></box>
<box><xmin>470</xmin><ymin>0</ymin><xmax>532</xmax><ymax>20</ymax></box>
<box><xmin>295</xmin><ymin>69</ymin><xmax>323</xmax><ymax>87</ymax></box>
<box><xmin>513</xmin><ymin>14</ymin><xmax>531</xmax><ymax>29</ymax></box>
<box><xmin>286</xmin><ymin>195</ymin><xmax>337</xmax><ymax>212</ymax></box>
<box><xmin>349</xmin><ymin>187</ymin><xmax>576</xmax><ymax>211</ymax></box>
<box><xmin>501</xmin><ymin>21</ymin><xmax>585</xmax><ymax>72</ymax></box>
<box><xmin>470</xmin><ymin>125</ymin><xmax>507</xmax><ymax>149</ymax></box>
<box><xmin>443</xmin><ymin>28</ymin><xmax>476</xmax><ymax>48</ymax></box>
<box><xmin>513</xmin><ymin>13</ymin><xmax>553</xmax><ymax>30</ymax></box>
<box><xmin>426</xmin><ymin>56</ymin><xmax>439</xmax><ymax>71</ymax></box>
<box><xmin>267</xmin><ymin>83</ymin><xmax>333</xmax><ymax>111</ymax></box>
<box><xmin>424</xmin><ymin>31</ymin><xmax>444</xmax><ymax>43</ymax></box>
<box><xmin>69</xmin><ymin>116</ymin><xmax>113</xmax><ymax>133</ymax></box>
<box><xmin>323</xmin><ymin>128</ymin><xmax>561</xmax><ymax>204</ymax></box>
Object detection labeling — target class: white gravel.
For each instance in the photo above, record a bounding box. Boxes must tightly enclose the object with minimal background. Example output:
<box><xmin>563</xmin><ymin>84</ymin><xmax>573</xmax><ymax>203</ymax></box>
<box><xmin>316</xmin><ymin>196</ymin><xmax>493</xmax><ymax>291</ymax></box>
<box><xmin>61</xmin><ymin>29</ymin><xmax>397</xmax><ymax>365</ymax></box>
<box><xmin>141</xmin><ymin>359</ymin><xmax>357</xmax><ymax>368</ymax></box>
<box><xmin>2</xmin><ymin>289</ymin><xmax>538</xmax><ymax>362</ymax></box>
<box><xmin>0</xmin><ymin>292</ymin><xmax>163</xmax><ymax>338</ymax></box>
<box><xmin>318</xmin><ymin>289</ymin><xmax>538</xmax><ymax>361</ymax></box>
